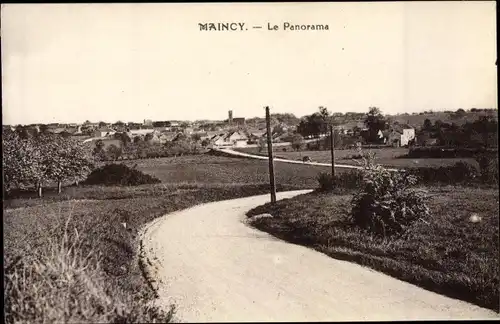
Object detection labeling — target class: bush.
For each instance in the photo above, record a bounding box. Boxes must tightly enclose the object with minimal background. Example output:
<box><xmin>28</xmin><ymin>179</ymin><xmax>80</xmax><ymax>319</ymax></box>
<box><xmin>476</xmin><ymin>154</ymin><xmax>499</xmax><ymax>185</ymax></box>
<box><xmin>351</xmin><ymin>166</ymin><xmax>430</xmax><ymax>238</ymax></box>
<box><xmin>334</xmin><ymin>170</ymin><xmax>364</xmax><ymax>189</ymax></box>
<box><xmin>407</xmin><ymin>162</ymin><xmax>480</xmax><ymax>184</ymax></box>
<box><xmin>83</xmin><ymin>164</ymin><xmax>161</xmax><ymax>186</ymax></box>
<box><xmin>317</xmin><ymin>170</ymin><xmax>364</xmax><ymax>192</ymax></box>
<box><xmin>408</xmin><ymin>147</ymin><xmax>498</xmax><ymax>159</ymax></box>
<box><xmin>349</xmin><ymin>151</ymin><xmax>430</xmax><ymax>238</ymax></box>
<box><xmin>349</xmin><ymin>154</ymin><xmax>363</xmax><ymax>160</ymax></box>
<box><xmin>317</xmin><ymin>172</ymin><xmax>334</xmax><ymax>191</ymax></box>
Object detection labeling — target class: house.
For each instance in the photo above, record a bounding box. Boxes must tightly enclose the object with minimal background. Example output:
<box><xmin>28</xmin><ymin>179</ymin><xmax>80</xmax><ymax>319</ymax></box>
<box><xmin>128</xmin><ymin>129</ymin><xmax>156</xmax><ymax>137</ymax></box>
<box><xmin>64</xmin><ymin>126</ymin><xmax>83</xmax><ymax>135</ymax></box>
<box><xmin>416</xmin><ymin>133</ymin><xmax>438</xmax><ymax>146</ymax></box>
<box><xmin>47</xmin><ymin>127</ymin><xmax>67</xmax><ymax>134</ymax></box>
<box><xmin>183</xmin><ymin>127</ymin><xmax>194</xmax><ymax>135</ymax></box>
<box><xmin>210</xmin><ymin>131</ymin><xmax>249</xmax><ymax>147</ymax></box>
<box><xmin>94</xmin><ymin>127</ymin><xmax>116</xmax><ymax>138</ymax></box>
<box><xmin>386</xmin><ymin>126</ymin><xmax>415</xmax><ymax>147</ymax></box>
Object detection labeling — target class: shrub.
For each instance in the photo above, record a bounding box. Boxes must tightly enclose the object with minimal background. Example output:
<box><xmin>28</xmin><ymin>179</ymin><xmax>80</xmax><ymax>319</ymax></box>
<box><xmin>407</xmin><ymin>162</ymin><xmax>480</xmax><ymax>184</ymax></box>
<box><xmin>317</xmin><ymin>172</ymin><xmax>334</xmax><ymax>191</ymax></box>
<box><xmin>334</xmin><ymin>169</ymin><xmax>364</xmax><ymax>189</ymax></box>
<box><xmin>476</xmin><ymin>154</ymin><xmax>499</xmax><ymax>185</ymax></box>
<box><xmin>350</xmin><ymin>151</ymin><xmax>430</xmax><ymax>238</ymax></box>
<box><xmin>408</xmin><ymin>147</ymin><xmax>498</xmax><ymax>159</ymax></box>
<box><xmin>317</xmin><ymin>170</ymin><xmax>364</xmax><ymax>192</ymax></box>
<box><xmin>83</xmin><ymin>164</ymin><xmax>161</xmax><ymax>186</ymax></box>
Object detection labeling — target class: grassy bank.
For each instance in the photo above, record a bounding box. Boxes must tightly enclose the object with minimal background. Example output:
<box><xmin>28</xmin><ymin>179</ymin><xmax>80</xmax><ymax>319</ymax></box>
<box><xmin>247</xmin><ymin>186</ymin><xmax>499</xmax><ymax>312</ymax></box>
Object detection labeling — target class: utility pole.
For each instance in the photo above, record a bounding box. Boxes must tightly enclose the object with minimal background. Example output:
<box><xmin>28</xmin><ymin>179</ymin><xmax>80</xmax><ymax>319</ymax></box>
<box><xmin>330</xmin><ymin>124</ymin><xmax>335</xmax><ymax>180</ymax></box>
<box><xmin>265</xmin><ymin>106</ymin><xmax>276</xmax><ymax>203</ymax></box>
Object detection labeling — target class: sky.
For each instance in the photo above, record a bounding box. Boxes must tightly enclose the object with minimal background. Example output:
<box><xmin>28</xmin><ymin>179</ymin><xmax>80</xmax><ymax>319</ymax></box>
<box><xmin>1</xmin><ymin>2</ymin><xmax>497</xmax><ymax>125</ymax></box>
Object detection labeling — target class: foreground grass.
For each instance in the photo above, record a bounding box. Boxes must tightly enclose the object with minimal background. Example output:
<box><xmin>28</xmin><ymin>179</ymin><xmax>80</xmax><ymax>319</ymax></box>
<box><xmin>247</xmin><ymin>186</ymin><xmax>499</xmax><ymax>312</ymax></box>
<box><xmin>4</xmin><ymin>182</ymin><xmax>301</xmax><ymax>323</ymax></box>
<box><xmin>234</xmin><ymin>147</ymin><xmax>477</xmax><ymax>168</ymax></box>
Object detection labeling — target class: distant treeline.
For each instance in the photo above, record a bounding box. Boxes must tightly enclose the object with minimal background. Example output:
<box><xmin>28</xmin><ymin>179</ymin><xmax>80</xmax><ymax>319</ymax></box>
<box><xmin>418</xmin><ymin>116</ymin><xmax>498</xmax><ymax>148</ymax></box>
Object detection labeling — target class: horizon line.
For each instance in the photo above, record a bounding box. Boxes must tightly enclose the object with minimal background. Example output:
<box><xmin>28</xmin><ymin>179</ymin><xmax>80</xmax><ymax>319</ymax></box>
<box><xmin>2</xmin><ymin>107</ymin><xmax>498</xmax><ymax>126</ymax></box>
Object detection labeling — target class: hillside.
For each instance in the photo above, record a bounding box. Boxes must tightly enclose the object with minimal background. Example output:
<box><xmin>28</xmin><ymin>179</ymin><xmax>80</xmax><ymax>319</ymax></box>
<box><xmin>387</xmin><ymin>109</ymin><xmax>498</xmax><ymax>129</ymax></box>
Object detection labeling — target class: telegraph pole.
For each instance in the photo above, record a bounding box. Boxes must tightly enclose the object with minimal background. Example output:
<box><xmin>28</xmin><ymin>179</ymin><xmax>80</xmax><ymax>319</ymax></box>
<box><xmin>330</xmin><ymin>124</ymin><xmax>336</xmax><ymax>179</ymax></box>
<box><xmin>265</xmin><ymin>106</ymin><xmax>277</xmax><ymax>203</ymax></box>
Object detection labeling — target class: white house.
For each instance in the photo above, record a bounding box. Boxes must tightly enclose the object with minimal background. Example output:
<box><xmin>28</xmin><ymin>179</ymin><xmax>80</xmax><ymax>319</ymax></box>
<box><xmin>128</xmin><ymin>129</ymin><xmax>156</xmax><ymax>136</ymax></box>
<box><xmin>210</xmin><ymin>131</ymin><xmax>248</xmax><ymax>147</ymax></box>
<box><xmin>227</xmin><ymin>131</ymin><xmax>249</xmax><ymax>147</ymax></box>
<box><xmin>387</xmin><ymin>127</ymin><xmax>415</xmax><ymax>147</ymax></box>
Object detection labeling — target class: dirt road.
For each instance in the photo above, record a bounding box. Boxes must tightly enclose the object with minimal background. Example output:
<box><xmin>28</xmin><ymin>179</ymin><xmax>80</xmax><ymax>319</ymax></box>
<box><xmin>215</xmin><ymin>148</ymin><xmax>401</xmax><ymax>171</ymax></box>
<box><xmin>140</xmin><ymin>190</ymin><xmax>499</xmax><ymax>322</ymax></box>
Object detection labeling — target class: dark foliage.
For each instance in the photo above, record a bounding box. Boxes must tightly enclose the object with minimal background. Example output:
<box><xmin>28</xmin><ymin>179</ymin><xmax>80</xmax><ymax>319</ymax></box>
<box><xmin>406</xmin><ymin>162</ymin><xmax>480</xmax><ymax>184</ymax></box>
<box><xmin>83</xmin><ymin>164</ymin><xmax>161</xmax><ymax>186</ymax></box>
<box><xmin>317</xmin><ymin>170</ymin><xmax>364</xmax><ymax>192</ymax></box>
<box><xmin>408</xmin><ymin>147</ymin><xmax>498</xmax><ymax>159</ymax></box>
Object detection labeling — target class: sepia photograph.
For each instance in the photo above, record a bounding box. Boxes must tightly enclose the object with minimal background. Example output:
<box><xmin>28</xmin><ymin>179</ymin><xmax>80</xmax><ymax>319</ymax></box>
<box><xmin>1</xmin><ymin>2</ymin><xmax>499</xmax><ymax>322</ymax></box>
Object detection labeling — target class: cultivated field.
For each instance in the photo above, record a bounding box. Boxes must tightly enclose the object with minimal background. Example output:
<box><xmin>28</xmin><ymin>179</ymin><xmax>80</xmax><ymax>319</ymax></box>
<box><xmin>121</xmin><ymin>153</ymin><xmax>334</xmax><ymax>187</ymax></box>
<box><xmin>248</xmin><ymin>186</ymin><xmax>500</xmax><ymax>311</ymax></box>
<box><xmin>234</xmin><ymin>147</ymin><xmax>478</xmax><ymax>168</ymax></box>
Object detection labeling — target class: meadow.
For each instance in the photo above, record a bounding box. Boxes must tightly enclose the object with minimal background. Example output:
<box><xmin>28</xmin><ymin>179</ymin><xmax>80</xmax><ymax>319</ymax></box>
<box><xmin>234</xmin><ymin>147</ymin><xmax>477</xmax><ymax>168</ymax></box>
<box><xmin>120</xmin><ymin>153</ymin><xmax>335</xmax><ymax>187</ymax></box>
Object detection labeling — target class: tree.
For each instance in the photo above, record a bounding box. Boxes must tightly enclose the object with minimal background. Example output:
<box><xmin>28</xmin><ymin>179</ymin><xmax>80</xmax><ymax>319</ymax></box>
<box><xmin>92</xmin><ymin>139</ymin><xmax>106</xmax><ymax>161</ymax></box>
<box><xmin>133</xmin><ymin>136</ymin><xmax>143</xmax><ymax>144</ymax></box>
<box><xmin>15</xmin><ymin>126</ymin><xmax>32</xmax><ymax>140</ymax></box>
<box><xmin>423</xmin><ymin>118</ymin><xmax>432</xmax><ymax>131</ymax></box>
<box><xmin>191</xmin><ymin>133</ymin><xmax>202</xmax><ymax>142</ymax></box>
<box><xmin>318</xmin><ymin>106</ymin><xmax>330</xmax><ymax>121</ymax></box>
<box><xmin>106</xmin><ymin>144</ymin><xmax>122</xmax><ymax>161</ymax></box>
<box><xmin>297</xmin><ymin>113</ymin><xmax>328</xmax><ymax>138</ymax></box>
<box><xmin>201</xmin><ymin>138</ymin><xmax>210</xmax><ymax>147</ymax></box>
<box><xmin>98</xmin><ymin>121</ymin><xmax>107</xmax><ymax>127</ymax></box>
<box><xmin>115</xmin><ymin>132</ymin><xmax>132</xmax><ymax>147</ymax></box>
<box><xmin>291</xmin><ymin>134</ymin><xmax>305</xmax><ymax>151</ymax></box>
<box><xmin>364</xmin><ymin>107</ymin><xmax>387</xmax><ymax>143</ymax></box>
<box><xmin>144</xmin><ymin>132</ymin><xmax>154</xmax><ymax>142</ymax></box>
<box><xmin>2</xmin><ymin>131</ymin><xmax>43</xmax><ymax>195</ymax></box>
<box><xmin>39</xmin><ymin>124</ymin><xmax>49</xmax><ymax>134</ymax></box>
<box><xmin>35</xmin><ymin>134</ymin><xmax>94</xmax><ymax>194</ymax></box>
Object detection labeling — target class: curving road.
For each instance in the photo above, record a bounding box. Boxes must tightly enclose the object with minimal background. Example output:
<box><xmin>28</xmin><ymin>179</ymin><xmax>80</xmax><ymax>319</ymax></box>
<box><xmin>213</xmin><ymin>148</ymin><xmax>401</xmax><ymax>171</ymax></box>
<box><xmin>140</xmin><ymin>190</ymin><xmax>498</xmax><ymax>322</ymax></box>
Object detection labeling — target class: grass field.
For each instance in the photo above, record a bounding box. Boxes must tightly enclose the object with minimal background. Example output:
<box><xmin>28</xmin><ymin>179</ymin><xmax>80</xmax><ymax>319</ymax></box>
<box><xmin>234</xmin><ymin>147</ymin><xmax>478</xmax><ymax>168</ymax></box>
<box><xmin>247</xmin><ymin>186</ymin><xmax>499</xmax><ymax>312</ymax></box>
<box><xmin>120</xmin><ymin>153</ymin><xmax>335</xmax><ymax>187</ymax></box>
